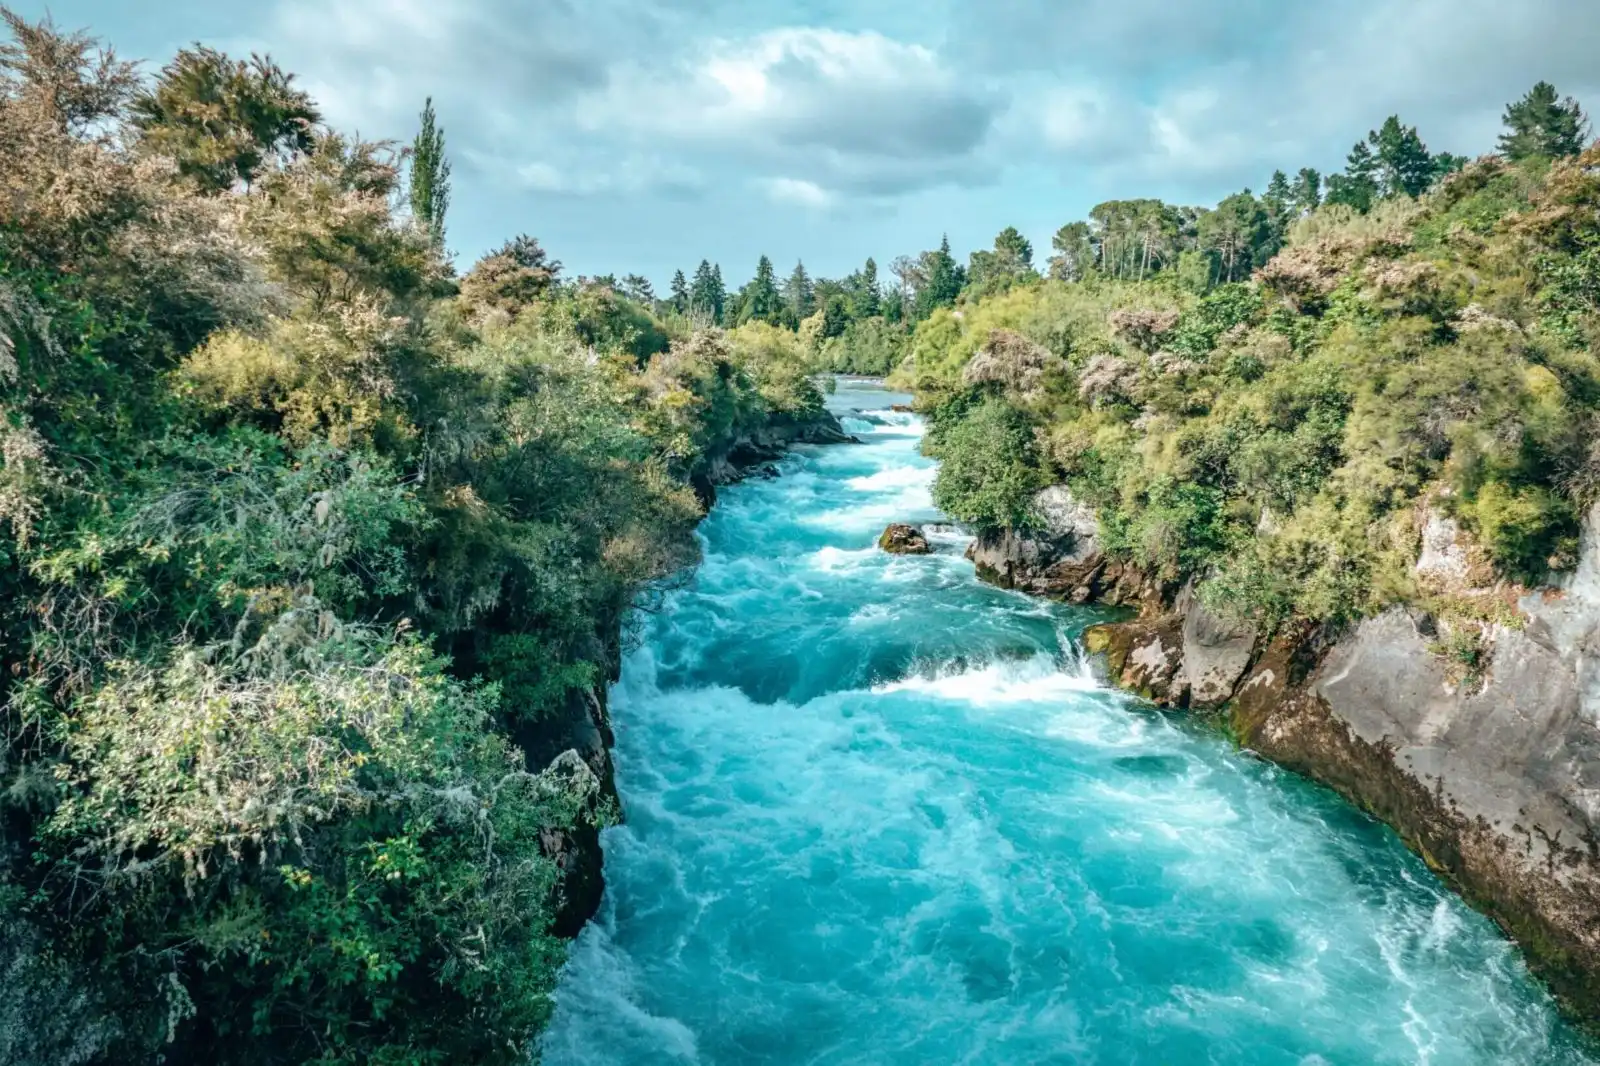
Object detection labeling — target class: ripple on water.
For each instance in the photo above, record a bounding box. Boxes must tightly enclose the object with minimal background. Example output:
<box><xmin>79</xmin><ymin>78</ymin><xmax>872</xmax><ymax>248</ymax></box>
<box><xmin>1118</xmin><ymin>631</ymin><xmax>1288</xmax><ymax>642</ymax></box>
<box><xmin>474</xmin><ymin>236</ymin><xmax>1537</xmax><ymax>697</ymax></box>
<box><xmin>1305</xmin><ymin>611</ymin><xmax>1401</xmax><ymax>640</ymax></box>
<box><xmin>542</xmin><ymin>383</ymin><xmax>1596</xmax><ymax>1066</ymax></box>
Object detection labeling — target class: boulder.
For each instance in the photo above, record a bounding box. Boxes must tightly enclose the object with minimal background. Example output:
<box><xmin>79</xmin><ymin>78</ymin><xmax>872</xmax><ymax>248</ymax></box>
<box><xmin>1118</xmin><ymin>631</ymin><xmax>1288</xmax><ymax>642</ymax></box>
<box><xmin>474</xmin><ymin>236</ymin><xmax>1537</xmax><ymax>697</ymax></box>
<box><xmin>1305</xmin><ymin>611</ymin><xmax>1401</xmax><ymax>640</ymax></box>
<box><xmin>1179</xmin><ymin>597</ymin><xmax>1258</xmax><ymax>710</ymax></box>
<box><xmin>967</xmin><ymin>485</ymin><xmax>1107</xmax><ymax>600</ymax></box>
<box><xmin>879</xmin><ymin>523</ymin><xmax>931</xmax><ymax>555</ymax></box>
<box><xmin>1084</xmin><ymin>614</ymin><xmax>1187</xmax><ymax>703</ymax></box>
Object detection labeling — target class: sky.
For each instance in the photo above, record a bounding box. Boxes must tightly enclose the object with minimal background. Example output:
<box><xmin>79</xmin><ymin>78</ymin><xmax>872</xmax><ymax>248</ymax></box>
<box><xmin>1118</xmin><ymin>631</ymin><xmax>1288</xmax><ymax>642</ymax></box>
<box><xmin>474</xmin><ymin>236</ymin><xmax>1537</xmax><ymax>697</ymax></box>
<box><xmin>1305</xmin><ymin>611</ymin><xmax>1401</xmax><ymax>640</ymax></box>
<box><xmin>14</xmin><ymin>0</ymin><xmax>1600</xmax><ymax>289</ymax></box>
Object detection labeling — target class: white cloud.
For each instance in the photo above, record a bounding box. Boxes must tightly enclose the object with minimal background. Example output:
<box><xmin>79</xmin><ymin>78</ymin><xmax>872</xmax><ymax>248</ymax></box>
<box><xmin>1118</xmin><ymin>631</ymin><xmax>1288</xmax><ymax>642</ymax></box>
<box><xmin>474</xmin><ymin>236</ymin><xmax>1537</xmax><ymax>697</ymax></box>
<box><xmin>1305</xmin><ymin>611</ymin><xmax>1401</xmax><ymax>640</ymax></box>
<box><xmin>574</xmin><ymin>26</ymin><xmax>1001</xmax><ymax>193</ymax></box>
<box><xmin>762</xmin><ymin>177</ymin><xmax>833</xmax><ymax>209</ymax></box>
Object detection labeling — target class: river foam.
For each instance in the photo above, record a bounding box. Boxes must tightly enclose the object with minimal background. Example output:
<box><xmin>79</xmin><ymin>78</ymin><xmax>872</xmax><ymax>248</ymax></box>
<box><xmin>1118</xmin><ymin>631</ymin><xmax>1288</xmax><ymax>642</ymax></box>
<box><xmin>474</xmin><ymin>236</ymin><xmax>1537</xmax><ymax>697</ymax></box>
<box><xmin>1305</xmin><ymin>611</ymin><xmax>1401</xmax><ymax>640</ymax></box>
<box><xmin>542</xmin><ymin>380</ymin><xmax>1594</xmax><ymax>1065</ymax></box>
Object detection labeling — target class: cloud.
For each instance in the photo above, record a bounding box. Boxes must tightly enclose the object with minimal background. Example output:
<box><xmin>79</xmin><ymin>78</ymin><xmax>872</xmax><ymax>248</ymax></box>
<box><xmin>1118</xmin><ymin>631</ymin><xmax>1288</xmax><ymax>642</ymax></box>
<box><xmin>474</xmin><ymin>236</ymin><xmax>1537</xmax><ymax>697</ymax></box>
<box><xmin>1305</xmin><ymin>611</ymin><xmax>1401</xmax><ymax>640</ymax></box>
<box><xmin>230</xmin><ymin>0</ymin><xmax>1600</xmax><ymax>275</ymax></box>
<box><xmin>577</xmin><ymin>27</ymin><xmax>1003</xmax><ymax>194</ymax></box>
<box><xmin>762</xmin><ymin>177</ymin><xmax>833</xmax><ymax>209</ymax></box>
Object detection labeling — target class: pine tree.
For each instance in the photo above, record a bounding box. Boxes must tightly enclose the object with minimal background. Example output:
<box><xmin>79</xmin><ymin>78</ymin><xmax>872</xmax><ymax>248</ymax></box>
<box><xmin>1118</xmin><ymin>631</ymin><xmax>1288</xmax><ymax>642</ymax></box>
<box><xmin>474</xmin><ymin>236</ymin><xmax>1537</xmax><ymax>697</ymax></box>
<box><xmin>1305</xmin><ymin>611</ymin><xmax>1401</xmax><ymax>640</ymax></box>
<box><xmin>689</xmin><ymin>260</ymin><xmax>717</xmax><ymax>320</ymax></box>
<box><xmin>670</xmin><ymin>270</ymin><xmax>689</xmax><ymax>313</ymax></box>
<box><xmin>619</xmin><ymin>274</ymin><xmax>654</xmax><ymax>304</ymax></box>
<box><xmin>742</xmin><ymin>255</ymin><xmax>783</xmax><ymax>324</ymax></box>
<box><xmin>710</xmin><ymin>264</ymin><xmax>726</xmax><ymax>323</ymax></box>
<box><xmin>784</xmin><ymin>261</ymin><xmax>815</xmax><ymax>321</ymax></box>
<box><xmin>1048</xmin><ymin>221</ymin><xmax>1095</xmax><ymax>281</ymax></box>
<box><xmin>408</xmin><ymin>97</ymin><xmax>451</xmax><ymax>248</ymax></box>
<box><xmin>1499</xmin><ymin>81</ymin><xmax>1591</xmax><ymax>161</ymax></box>
<box><xmin>1325</xmin><ymin>141</ymin><xmax>1379</xmax><ymax>212</ymax></box>
<box><xmin>857</xmin><ymin>257</ymin><xmax>881</xmax><ymax>318</ymax></box>
<box><xmin>1291</xmin><ymin>167</ymin><xmax>1322</xmax><ymax>216</ymax></box>
<box><xmin>994</xmin><ymin>226</ymin><xmax>1033</xmax><ymax>269</ymax></box>
<box><xmin>1199</xmin><ymin>191</ymin><xmax>1270</xmax><ymax>282</ymax></box>
<box><xmin>1263</xmin><ymin>170</ymin><xmax>1292</xmax><ymax>215</ymax></box>
<box><xmin>915</xmin><ymin>235</ymin><xmax>964</xmax><ymax>319</ymax></box>
<box><xmin>1368</xmin><ymin>116</ymin><xmax>1434</xmax><ymax>199</ymax></box>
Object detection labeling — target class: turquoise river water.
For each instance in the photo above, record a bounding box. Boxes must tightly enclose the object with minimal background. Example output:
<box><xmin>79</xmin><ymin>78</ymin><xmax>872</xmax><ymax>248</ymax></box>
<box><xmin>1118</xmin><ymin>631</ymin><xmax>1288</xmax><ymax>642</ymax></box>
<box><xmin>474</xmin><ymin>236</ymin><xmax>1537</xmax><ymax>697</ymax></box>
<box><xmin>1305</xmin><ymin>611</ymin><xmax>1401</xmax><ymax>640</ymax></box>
<box><xmin>541</xmin><ymin>380</ymin><xmax>1595</xmax><ymax>1065</ymax></box>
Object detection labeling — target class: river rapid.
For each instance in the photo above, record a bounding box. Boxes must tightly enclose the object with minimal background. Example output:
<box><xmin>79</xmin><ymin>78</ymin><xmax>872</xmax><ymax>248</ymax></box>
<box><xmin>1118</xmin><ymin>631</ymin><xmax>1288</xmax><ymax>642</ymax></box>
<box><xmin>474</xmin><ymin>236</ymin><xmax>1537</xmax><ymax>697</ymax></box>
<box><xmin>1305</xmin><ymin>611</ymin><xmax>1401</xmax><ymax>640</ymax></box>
<box><xmin>541</xmin><ymin>380</ymin><xmax>1594</xmax><ymax>1065</ymax></box>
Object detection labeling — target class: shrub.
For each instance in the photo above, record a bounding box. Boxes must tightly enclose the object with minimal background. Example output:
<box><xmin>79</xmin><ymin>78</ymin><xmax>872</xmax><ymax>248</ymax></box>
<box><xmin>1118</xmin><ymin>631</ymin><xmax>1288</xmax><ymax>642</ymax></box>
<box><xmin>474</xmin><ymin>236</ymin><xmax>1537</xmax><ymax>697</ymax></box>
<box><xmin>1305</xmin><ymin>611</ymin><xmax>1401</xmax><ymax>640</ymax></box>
<box><xmin>929</xmin><ymin>397</ymin><xmax>1048</xmax><ymax>534</ymax></box>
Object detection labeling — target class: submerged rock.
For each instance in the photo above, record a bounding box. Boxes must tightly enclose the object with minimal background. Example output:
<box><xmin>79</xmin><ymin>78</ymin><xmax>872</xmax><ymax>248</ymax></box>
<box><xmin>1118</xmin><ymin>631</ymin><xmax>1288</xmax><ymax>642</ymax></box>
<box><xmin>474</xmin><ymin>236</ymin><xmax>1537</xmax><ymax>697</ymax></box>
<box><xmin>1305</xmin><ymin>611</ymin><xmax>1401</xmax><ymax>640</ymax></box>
<box><xmin>879</xmin><ymin>523</ymin><xmax>931</xmax><ymax>555</ymax></box>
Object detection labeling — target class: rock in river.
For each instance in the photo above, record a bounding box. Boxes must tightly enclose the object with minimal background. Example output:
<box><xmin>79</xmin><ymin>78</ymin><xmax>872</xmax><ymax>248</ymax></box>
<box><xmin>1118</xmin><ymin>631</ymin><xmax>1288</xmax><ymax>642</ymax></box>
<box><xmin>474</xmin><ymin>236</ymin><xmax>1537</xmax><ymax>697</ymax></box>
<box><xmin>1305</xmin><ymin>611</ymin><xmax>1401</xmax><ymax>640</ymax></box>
<box><xmin>879</xmin><ymin>523</ymin><xmax>931</xmax><ymax>555</ymax></box>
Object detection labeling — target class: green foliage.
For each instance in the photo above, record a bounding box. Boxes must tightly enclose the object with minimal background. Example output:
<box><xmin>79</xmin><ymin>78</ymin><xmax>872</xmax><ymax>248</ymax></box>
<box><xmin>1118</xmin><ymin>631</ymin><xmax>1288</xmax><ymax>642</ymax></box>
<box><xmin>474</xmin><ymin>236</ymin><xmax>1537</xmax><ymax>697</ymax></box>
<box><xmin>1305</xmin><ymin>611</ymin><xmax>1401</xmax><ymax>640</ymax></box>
<box><xmin>0</xmin><ymin>12</ymin><xmax>827</xmax><ymax>1063</ymax></box>
<box><xmin>819</xmin><ymin>316</ymin><xmax>909</xmax><ymax>376</ymax></box>
<box><xmin>39</xmin><ymin>630</ymin><xmax>573</xmax><ymax>1064</ymax></box>
<box><xmin>1100</xmin><ymin>477</ymin><xmax>1232</xmax><ymax>581</ymax></box>
<box><xmin>131</xmin><ymin>44</ymin><xmax>318</xmax><ymax>192</ymax></box>
<box><xmin>928</xmin><ymin>397</ymin><xmax>1047</xmax><ymax>534</ymax></box>
<box><xmin>1499</xmin><ymin>81</ymin><xmax>1591</xmax><ymax>161</ymax></box>
<box><xmin>408</xmin><ymin>97</ymin><xmax>451</xmax><ymax>248</ymax></box>
<box><xmin>905</xmin><ymin>120</ymin><xmax>1600</xmax><ymax>631</ymax></box>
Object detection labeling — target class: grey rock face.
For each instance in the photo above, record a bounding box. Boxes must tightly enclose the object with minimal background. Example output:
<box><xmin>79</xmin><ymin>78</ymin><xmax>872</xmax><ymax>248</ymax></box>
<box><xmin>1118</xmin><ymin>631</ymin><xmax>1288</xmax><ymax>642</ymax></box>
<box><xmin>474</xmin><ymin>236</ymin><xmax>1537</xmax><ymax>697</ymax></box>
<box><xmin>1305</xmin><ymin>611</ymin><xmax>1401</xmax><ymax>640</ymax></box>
<box><xmin>966</xmin><ymin>486</ymin><xmax>1109</xmax><ymax>601</ymax></box>
<box><xmin>1080</xmin><ymin>502</ymin><xmax>1600</xmax><ymax>1019</ymax></box>
<box><xmin>1179</xmin><ymin>599</ymin><xmax>1257</xmax><ymax>710</ymax></box>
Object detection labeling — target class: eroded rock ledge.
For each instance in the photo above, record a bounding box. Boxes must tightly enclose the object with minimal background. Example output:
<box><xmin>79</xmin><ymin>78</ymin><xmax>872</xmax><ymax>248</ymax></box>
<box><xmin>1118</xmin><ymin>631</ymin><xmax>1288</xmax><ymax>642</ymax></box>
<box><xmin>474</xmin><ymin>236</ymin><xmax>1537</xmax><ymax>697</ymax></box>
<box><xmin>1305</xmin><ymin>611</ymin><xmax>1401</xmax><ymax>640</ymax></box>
<box><xmin>973</xmin><ymin>486</ymin><xmax>1600</xmax><ymax>1025</ymax></box>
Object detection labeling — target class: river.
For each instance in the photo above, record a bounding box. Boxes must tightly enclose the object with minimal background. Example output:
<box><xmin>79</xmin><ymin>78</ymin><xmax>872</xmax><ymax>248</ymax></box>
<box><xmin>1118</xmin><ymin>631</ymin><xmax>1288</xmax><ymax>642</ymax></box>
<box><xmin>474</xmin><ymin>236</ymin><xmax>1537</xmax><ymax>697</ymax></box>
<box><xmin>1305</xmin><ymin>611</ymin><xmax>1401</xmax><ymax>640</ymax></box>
<box><xmin>541</xmin><ymin>379</ymin><xmax>1593</xmax><ymax>1065</ymax></box>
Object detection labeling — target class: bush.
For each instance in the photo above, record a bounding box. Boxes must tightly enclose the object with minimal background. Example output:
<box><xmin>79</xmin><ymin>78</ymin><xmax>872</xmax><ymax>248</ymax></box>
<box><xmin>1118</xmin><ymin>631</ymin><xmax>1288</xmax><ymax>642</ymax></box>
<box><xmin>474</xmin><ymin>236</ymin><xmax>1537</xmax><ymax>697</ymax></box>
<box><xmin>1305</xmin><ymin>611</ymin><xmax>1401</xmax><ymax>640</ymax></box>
<box><xmin>929</xmin><ymin>397</ymin><xmax>1048</xmax><ymax>534</ymax></box>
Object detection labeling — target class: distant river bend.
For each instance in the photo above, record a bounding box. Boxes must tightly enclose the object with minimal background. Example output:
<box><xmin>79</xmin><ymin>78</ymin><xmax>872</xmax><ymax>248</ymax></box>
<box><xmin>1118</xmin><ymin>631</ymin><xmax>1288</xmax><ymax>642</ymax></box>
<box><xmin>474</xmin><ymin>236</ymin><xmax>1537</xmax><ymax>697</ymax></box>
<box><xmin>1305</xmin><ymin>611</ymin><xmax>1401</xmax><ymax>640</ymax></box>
<box><xmin>541</xmin><ymin>380</ymin><xmax>1593</xmax><ymax>1066</ymax></box>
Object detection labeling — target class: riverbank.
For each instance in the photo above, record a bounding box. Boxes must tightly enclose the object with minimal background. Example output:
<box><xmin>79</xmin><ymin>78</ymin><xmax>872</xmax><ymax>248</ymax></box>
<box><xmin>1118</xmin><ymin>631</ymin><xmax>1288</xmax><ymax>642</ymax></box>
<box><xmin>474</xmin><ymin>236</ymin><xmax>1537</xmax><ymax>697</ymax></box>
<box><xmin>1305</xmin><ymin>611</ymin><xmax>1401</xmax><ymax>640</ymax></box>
<box><xmin>542</xmin><ymin>381</ymin><xmax>1593</xmax><ymax>1065</ymax></box>
<box><xmin>952</xmin><ymin>486</ymin><xmax>1600</xmax><ymax>1031</ymax></box>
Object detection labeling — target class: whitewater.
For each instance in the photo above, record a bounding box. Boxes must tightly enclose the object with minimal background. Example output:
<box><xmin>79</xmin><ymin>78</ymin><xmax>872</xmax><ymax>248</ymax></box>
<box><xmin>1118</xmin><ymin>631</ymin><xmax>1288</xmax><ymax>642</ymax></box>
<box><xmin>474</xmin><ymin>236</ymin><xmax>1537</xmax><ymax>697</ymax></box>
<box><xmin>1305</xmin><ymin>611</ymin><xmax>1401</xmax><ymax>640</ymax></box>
<box><xmin>541</xmin><ymin>379</ymin><xmax>1594</xmax><ymax>1065</ymax></box>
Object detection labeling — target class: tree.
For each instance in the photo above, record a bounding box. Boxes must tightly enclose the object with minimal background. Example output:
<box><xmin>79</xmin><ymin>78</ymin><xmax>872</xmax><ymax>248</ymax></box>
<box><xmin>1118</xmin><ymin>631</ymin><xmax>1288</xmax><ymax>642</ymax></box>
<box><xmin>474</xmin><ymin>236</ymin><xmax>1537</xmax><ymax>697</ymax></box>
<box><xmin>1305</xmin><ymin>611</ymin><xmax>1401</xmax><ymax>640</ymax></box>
<box><xmin>1199</xmin><ymin>191</ymin><xmax>1270</xmax><ymax>282</ymax></box>
<box><xmin>409</xmin><ymin>97</ymin><xmax>450</xmax><ymax>248</ymax></box>
<box><xmin>1048</xmin><ymin>221</ymin><xmax>1095</xmax><ymax>281</ymax></box>
<box><xmin>689</xmin><ymin>260</ymin><xmax>725</xmax><ymax>323</ymax></box>
<box><xmin>970</xmin><ymin>226</ymin><xmax>1039</xmax><ymax>294</ymax></box>
<box><xmin>890</xmin><ymin>254</ymin><xmax>924</xmax><ymax>309</ymax></box>
<box><xmin>914</xmin><ymin>235</ymin><xmax>964</xmax><ymax>319</ymax></box>
<box><xmin>1325</xmin><ymin>140</ymin><xmax>1379</xmax><ymax>212</ymax></box>
<box><xmin>0</xmin><ymin>6</ymin><xmax>141</xmax><ymax>134</ymax></box>
<box><xmin>784</xmin><ymin>260</ymin><xmax>815</xmax><ymax>321</ymax></box>
<box><xmin>995</xmin><ymin>226</ymin><xmax>1033</xmax><ymax>270</ymax></box>
<box><xmin>458</xmin><ymin>234</ymin><xmax>561</xmax><ymax>316</ymax></box>
<box><xmin>131</xmin><ymin>45</ymin><xmax>319</xmax><ymax>192</ymax></box>
<box><xmin>740</xmin><ymin>254</ymin><xmax>783</xmax><ymax>324</ymax></box>
<box><xmin>1500</xmin><ymin>81</ymin><xmax>1590</xmax><ymax>161</ymax></box>
<box><xmin>1368</xmin><ymin>115</ymin><xmax>1434</xmax><ymax>199</ymax></box>
<box><xmin>1263</xmin><ymin>169</ymin><xmax>1293</xmax><ymax>241</ymax></box>
<box><xmin>619</xmin><ymin>273</ymin><xmax>654</xmax><ymax>304</ymax></box>
<box><xmin>669</xmin><ymin>269</ymin><xmax>689</xmax><ymax>313</ymax></box>
<box><xmin>856</xmin><ymin>257</ymin><xmax>881</xmax><ymax>318</ymax></box>
<box><xmin>815</xmin><ymin>294</ymin><xmax>849</xmax><ymax>339</ymax></box>
<box><xmin>1291</xmin><ymin>167</ymin><xmax>1322</xmax><ymax>216</ymax></box>
<box><xmin>1431</xmin><ymin>153</ymin><xmax>1469</xmax><ymax>184</ymax></box>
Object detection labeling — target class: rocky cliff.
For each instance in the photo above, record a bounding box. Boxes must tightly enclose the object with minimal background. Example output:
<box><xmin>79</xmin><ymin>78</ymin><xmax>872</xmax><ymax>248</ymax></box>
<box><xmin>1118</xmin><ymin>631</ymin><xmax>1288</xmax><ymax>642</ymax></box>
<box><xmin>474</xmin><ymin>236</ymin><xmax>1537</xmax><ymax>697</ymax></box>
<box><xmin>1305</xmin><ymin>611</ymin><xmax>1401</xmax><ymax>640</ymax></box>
<box><xmin>977</xmin><ymin>487</ymin><xmax>1600</xmax><ymax>1025</ymax></box>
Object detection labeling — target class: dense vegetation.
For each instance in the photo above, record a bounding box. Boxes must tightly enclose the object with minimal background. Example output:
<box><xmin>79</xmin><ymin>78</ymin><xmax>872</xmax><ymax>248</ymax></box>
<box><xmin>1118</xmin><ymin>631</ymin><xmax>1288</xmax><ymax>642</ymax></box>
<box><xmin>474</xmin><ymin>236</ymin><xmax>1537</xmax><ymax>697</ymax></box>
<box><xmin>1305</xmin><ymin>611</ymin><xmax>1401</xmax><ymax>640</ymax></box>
<box><xmin>886</xmin><ymin>86</ymin><xmax>1600</xmax><ymax>635</ymax></box>
<box><xmin>3</xmin><ymin>2</ymin><xmax>1596</xmax><ymax>1058</ymax></box>
<box><xmin>0</xmin><ymin>11</ymin><xmax>824</xmax><ymax>1064</ymax></box>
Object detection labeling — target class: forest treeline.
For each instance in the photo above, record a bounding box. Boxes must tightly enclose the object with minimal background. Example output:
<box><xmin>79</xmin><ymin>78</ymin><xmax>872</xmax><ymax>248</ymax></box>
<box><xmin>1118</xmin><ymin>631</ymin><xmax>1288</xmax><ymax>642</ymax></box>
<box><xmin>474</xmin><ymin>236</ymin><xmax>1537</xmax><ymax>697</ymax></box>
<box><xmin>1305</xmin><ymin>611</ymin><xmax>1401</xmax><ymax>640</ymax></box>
<box><xmin>884</xmin><ymin>85</ymin><xmax>1600</xmax><ymax>659</ymax></box>
<box><xmin>0</xmin><ymin>10</ymin><xmax>829</xmax><ymax>1065</ymax></box>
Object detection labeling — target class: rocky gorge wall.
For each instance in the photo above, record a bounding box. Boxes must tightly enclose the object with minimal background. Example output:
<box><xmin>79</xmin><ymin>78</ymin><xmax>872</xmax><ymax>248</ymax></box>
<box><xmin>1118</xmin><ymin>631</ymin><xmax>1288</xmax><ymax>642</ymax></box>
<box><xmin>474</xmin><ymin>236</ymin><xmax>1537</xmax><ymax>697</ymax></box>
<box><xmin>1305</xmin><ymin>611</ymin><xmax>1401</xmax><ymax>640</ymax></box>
<box><xmin>955</xmin><ymin>487</ymin><xmax>1600</xmax><ymax>1026</ymax></box>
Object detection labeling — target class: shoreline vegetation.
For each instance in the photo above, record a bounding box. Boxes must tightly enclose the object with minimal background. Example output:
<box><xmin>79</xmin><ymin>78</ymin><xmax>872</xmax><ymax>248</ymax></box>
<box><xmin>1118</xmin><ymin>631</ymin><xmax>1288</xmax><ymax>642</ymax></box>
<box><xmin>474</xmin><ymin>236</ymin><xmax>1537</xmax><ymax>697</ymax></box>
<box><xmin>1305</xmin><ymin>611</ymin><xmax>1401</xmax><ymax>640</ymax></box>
<box><xmin>2</xmin><ymin>2</ymin><xmax>1598</xmax><ymax>1060</ymax></box>
<box><xmin>0</xmin><ymin>10</ymin><xmax>842</xmax><ymax>1063</ymax></box>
